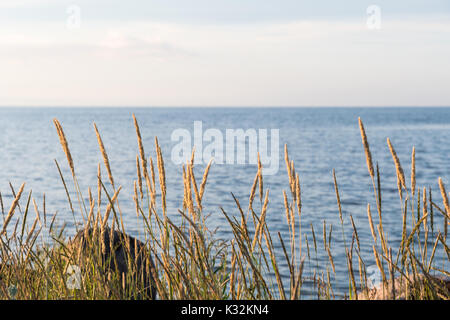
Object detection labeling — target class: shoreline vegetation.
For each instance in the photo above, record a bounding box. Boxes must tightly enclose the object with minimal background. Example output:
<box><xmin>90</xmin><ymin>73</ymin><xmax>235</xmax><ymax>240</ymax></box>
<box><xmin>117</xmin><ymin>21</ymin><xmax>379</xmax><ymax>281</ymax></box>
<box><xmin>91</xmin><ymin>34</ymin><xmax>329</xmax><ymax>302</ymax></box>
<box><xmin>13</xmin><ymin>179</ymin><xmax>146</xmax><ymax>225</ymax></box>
<box><xmin>0</xmin><ymin>116</ymin><xmax>449</xmax><ymax>300</ymax></box>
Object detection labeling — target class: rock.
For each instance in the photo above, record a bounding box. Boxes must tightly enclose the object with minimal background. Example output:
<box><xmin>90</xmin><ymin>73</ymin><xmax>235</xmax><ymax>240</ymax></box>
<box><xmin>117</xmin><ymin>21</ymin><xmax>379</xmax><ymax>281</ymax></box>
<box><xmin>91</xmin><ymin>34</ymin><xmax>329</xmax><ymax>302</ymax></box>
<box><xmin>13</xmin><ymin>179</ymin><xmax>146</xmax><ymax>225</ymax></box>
<box><xmin>357</xmin><ymin>274</ymin><xmax>450</xmax><ymax>300</ymax></box>
<box><xmin>67</xmin><ymin>227</ymin><xmax>157</xmax><ymax>299</ymax></box>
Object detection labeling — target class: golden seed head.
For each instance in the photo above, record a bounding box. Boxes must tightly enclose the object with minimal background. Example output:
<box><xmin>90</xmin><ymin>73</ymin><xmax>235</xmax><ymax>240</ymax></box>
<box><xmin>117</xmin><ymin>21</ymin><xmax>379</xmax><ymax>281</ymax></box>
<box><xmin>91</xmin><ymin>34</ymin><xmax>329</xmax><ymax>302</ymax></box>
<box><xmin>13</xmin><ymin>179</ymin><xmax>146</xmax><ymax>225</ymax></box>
<box><xmin>94</xmin><ymin>122</ymin><xmax>114</xmax><ymax>187</ymax></box>
<box><xmin>358</xmin><ymin>117</ymin><xmax>374</xmax><ymax>179</ymax></box>
<box><xmin>387</xmin><ymin>138</ymin><xmax>406</xmax><ymax>191</ymax></box>
<box><xmin>53</xmin><ymin>119</ymin><xmax>75</xmax><ymax>177</ymax></box>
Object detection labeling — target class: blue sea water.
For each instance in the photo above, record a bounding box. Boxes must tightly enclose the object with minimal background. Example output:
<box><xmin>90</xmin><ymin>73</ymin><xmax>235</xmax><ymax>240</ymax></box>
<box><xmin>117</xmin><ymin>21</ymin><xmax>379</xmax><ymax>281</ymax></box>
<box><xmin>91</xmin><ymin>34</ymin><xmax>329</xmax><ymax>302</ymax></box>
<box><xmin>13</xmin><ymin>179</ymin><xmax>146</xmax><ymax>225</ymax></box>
<box><xmin>0</xmin><ymin>106</ymin><xmax>449</xmax><ymax>298</ymax></box>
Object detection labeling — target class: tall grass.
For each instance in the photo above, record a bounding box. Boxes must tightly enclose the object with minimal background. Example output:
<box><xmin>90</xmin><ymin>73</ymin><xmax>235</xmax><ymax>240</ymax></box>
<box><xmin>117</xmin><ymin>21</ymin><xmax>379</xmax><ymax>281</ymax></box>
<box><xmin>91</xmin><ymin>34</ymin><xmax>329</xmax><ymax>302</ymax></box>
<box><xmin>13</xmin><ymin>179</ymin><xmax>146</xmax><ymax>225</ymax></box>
<box><xmin>0</xmin><ymin>116</ymin><xmax>448</xmax><ymax>300</ymax></box>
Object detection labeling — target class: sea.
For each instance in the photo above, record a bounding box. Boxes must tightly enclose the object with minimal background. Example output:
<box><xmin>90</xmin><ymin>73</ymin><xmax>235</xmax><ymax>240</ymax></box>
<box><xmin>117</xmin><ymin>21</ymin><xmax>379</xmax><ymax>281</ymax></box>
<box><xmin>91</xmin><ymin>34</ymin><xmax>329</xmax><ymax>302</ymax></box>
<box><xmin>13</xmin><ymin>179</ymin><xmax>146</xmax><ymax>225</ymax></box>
<box><xmin>0</xmin><ymin>106</ymin><xmax>449</xmax><ymax>298</ymax></box>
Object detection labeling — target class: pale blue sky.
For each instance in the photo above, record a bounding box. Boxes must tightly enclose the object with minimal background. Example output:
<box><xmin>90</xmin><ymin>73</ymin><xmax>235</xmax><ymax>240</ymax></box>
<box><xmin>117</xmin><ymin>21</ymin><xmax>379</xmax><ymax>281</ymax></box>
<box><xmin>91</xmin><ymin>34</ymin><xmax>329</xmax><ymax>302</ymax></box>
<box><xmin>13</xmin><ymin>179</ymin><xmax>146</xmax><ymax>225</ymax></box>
<box><xmin>1</xmin><ymin>1</ymin><xmax>449</xmax><ymax>106</ymax></box>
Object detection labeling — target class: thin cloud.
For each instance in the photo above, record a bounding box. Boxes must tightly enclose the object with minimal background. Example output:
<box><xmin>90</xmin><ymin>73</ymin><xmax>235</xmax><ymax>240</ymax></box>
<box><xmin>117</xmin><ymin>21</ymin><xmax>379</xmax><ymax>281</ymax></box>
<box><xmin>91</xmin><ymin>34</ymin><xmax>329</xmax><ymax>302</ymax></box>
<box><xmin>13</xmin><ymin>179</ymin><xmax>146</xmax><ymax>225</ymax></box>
<box><xmin>0</xmin><ymin>18</ymin><xmax>449</xmax><ymax>106</ymax></box>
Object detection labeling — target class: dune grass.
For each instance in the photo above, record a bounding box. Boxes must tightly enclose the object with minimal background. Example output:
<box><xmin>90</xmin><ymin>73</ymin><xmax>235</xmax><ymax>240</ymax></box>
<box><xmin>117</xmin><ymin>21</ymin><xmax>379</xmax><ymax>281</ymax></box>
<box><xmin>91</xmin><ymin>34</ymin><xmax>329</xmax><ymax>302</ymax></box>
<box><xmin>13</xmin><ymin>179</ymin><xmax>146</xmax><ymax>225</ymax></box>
<box><xmin>0</xmin><ymin>116</ymin><xmax>449</xmax><ymax>300</ymax></box>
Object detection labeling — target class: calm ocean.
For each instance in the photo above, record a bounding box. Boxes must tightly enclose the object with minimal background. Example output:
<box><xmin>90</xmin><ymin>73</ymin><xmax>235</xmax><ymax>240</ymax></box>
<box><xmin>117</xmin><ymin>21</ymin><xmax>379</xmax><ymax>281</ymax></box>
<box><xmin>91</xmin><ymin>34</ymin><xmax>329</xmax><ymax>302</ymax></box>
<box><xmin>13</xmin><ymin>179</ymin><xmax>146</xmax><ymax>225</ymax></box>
<box><xmin>1</xmin><ymin>107</ymin><xmax>449</xmax><ymax>297</ymax></box>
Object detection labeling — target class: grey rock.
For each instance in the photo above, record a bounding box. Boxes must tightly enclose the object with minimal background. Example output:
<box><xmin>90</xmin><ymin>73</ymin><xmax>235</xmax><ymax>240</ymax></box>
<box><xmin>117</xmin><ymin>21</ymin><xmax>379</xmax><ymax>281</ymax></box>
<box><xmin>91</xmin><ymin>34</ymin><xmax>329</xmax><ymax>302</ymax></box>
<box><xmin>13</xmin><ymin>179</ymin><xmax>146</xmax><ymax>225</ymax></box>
<box><xmin>67</xmin><ymin>227</ymin><xmax>157</xmax><ymax>300</ymax></box>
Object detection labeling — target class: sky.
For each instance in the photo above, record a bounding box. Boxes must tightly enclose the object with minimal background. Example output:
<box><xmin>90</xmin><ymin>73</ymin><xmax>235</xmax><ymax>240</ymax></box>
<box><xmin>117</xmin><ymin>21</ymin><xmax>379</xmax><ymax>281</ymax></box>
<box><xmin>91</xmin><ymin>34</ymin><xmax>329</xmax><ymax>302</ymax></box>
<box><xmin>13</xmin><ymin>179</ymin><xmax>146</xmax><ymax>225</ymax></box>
<box><xmin>0</xmin><ymin>0</ymin><xmax>449</xmax><ymax>107</ymax></box>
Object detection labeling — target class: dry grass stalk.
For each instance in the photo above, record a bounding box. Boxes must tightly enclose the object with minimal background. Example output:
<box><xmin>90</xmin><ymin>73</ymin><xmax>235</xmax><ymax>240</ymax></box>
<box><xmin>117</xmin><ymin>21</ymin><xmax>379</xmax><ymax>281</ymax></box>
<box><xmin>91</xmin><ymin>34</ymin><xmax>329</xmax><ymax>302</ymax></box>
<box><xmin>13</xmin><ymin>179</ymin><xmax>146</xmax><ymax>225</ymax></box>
<box><xmin>93</xmin><ymin>123</ymin><xmax>114</xmax><ymax>187</ymax></box>
<box><xmin>149</xmin><ymin>157</ymin><xmax>156</xmax><ymax>192</ymax></box>
<box><xmin>199</xmin><ymin>159</ymin><xmax>212</xmax><ymax>202</ymax></box>
<box><xmin>189</xmin><ymin>164</ymin><xmax>202</xmax><ymax>210</ymax></box>
<box><xmin>132</xmin><ymin>114</ymin><xmax>150</xmax><ymax>185</ymax></box>
<box><xmin>283</xmin><ymin>190</ymin><xmax>290</xmax><ymax>226</ymax></box>
<box><xmin>93</xmin><ymin>164</ymin><xmax>102</xmax><ymax>238</ymax></box>
<box><xmin>332</xmin><ymin>169</ymin><xmax>343</xmax><ymax>223</ymax></box>
<box><xmin>133</xmin><ymin>180</ymin><xmax>139</xmax><ymax>217</ymax></box>
<box><xmin>290</xmin><ymin>161</ymin><xmax>296</xmax><ymax>200</ymax></box>
<box><xmin>422</xmin><ymin>187</ymin><xmax>428</xmax><ymax>231</ymax></box>
<box><xmin>387</xmin><ymin>138</ymin><xmax>407</xmax><ymax>193</ymax></box>
<box><xmin>229</xmin><ymin>243</ymin><xmax>237</xmax><ymax>299</ymax></box>
<box><xmin>377</xmin><ymin>223</ymin><xmax>388</xmax><ymax>257</ymax></box>
<box><xmin>367</xmin><ymin>203</ymin><xmax>377</xmax><ymax>243</ymax></box>
<box><xmin>84</xmin><ymin>201</ymin><xmax>96</xmax><ymax>239</ymax></box>
<box><xmin>136</xmin><ymin>155</ymin><xmax>143</xmax><ymax>200</ymax></box>
<box><xmin>411</xmin><ymin>147</ymin><xmax>416</xmax><ymax>197</ymax></box>
<box><xmin>248</xmin><ymin>171</ymin><xmax>258</xmax><ymax>212</ymax></box>
<box><xmin>182</xmin><ymin>165</ymin><xmax>188</xmax><ymax>211</ymax></box>
<box><xmin>53</xmin><ymin>119</ymin><xmax>75</xmax><ymax>177</ymax></box>
<box><xmin>438</xmin><ymin>177</ymin><xmax>449</xmax><ymax>240</ymax></box>
<box><xmin>284</xmin><ymin>144</ymin><xmax>293</xmax><ymax>193</ymax></box>
<box><xmin>346</xmin><ymin>248</ymin><xmax>357</xmax><ymax>299</ymax></box>
<box><xmin>349</xmin><ymin>215</ymin><xmax>360</xmax><ymax>252</ymax></box>
<box><xmin>263</xmin><ymin>227</ymin><xmax>286</xmax><ymax>300</ymax></box>
<box><xmin>88</xmin><ymin>187</ymin><xmax>93</xmax><ymax>208</ymax></box>
<box><xmin>100</xmin><ymin>186</ymin><xmax>122</xmax><ymax>234</ymax></box>
<box><xmin>26</xmin><ymin>215</ymin><xmax>39</xmax><ymax>245</ymax></box>
<box><xmin>438</xmin><ymin>177</ymin><xmax>450</xmax><ymax>217</ymax></box>
<box><xmin>257</xmin><ymin>153</ymin><xmax>263</xmax><ymax>203</ymax></box>
<box><xmin>32</xmin><ymin>199</ymin><xmax>41</xmax><ymax>229</ymax></box>
<box><xmin>184</xmin><ymin>165</ymin><xmax>195</xmax><ymax>217</ymax></box>
<box><xmin>155</xmin><ymin>137</ymin><xmax>167</xmax><ymax>216</ymax></box>
<box><xmin>251</xmin><ymin>190</ymin><xmax>269</xmax><ymax>252</ymax></box>
<box><xmin>358</xmin><ymin>118</ymin><xmax>374</xmax><ymax>179</ymax></box>
<box><xmin>326</xmin><ymin>247</ymin><xmax>336</xmax><ymax>275</ymax></box>
<box><xmin>295</xmin><ymin>172</ymin><xmax>302</xmax><ymax>260</ymax></box>
<box><xmin>190</xmin><ymin>146</ymin><xmax>195</xmax><ymax>167</ymax></box>
<box><xmin>97</xmin><ymin>163</ymin><xmax>102</xmax><ymax>208</ymax></box>
<box><xmin>295</xmin><ymin>173</ymin><xmax>301</xmax><ymax>217</ymax></box>
<box><xmin>148</xmin><ymin>157</ymin><xmax>156</xmax><ymax>208</ymax></box>
<box><xmin>1</xmin><ymin>183</ymin><xmax>25</xmax><ymax>236</ymax></box>
<box><xmin>0</xmin><ymin>192</ymin><xmax>4</xmax><ymax>215</ymax></box>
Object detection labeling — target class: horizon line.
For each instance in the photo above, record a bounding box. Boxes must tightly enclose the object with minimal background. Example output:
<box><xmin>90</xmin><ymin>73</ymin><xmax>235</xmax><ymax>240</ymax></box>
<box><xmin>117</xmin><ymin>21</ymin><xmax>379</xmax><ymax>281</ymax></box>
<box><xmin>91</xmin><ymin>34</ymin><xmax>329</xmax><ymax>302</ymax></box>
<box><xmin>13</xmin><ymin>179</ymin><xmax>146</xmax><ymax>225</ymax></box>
<box><xmin>1</xmin><ymin>105</ymin><xmax>450</xmax><ymax>109</ymax></box>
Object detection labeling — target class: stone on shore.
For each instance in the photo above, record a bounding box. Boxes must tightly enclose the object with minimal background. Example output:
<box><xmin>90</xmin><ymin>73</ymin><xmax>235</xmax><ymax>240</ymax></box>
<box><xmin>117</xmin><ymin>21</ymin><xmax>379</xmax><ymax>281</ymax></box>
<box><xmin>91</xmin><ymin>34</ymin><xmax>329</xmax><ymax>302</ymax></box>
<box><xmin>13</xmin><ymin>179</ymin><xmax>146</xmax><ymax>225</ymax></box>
<box><xmin>357</xmin><ymin>274</ymin><xmax>450</xmax><ymax>300</ymax></box>
<box><xmin>67</xmin><ymin>226</ymin><xmax>157</xmax><ymax>299</ymax></box>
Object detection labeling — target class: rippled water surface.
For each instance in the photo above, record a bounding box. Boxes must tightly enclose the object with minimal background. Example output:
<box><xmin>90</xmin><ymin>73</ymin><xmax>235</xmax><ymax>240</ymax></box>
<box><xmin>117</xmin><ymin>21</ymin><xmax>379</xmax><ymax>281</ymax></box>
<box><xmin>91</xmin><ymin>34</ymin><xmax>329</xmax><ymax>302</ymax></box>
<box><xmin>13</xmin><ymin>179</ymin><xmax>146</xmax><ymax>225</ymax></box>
<box><xmin>0</xmin><ymin>107</ymin><xmax>449</xmax><ymax>297</ymax></box>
